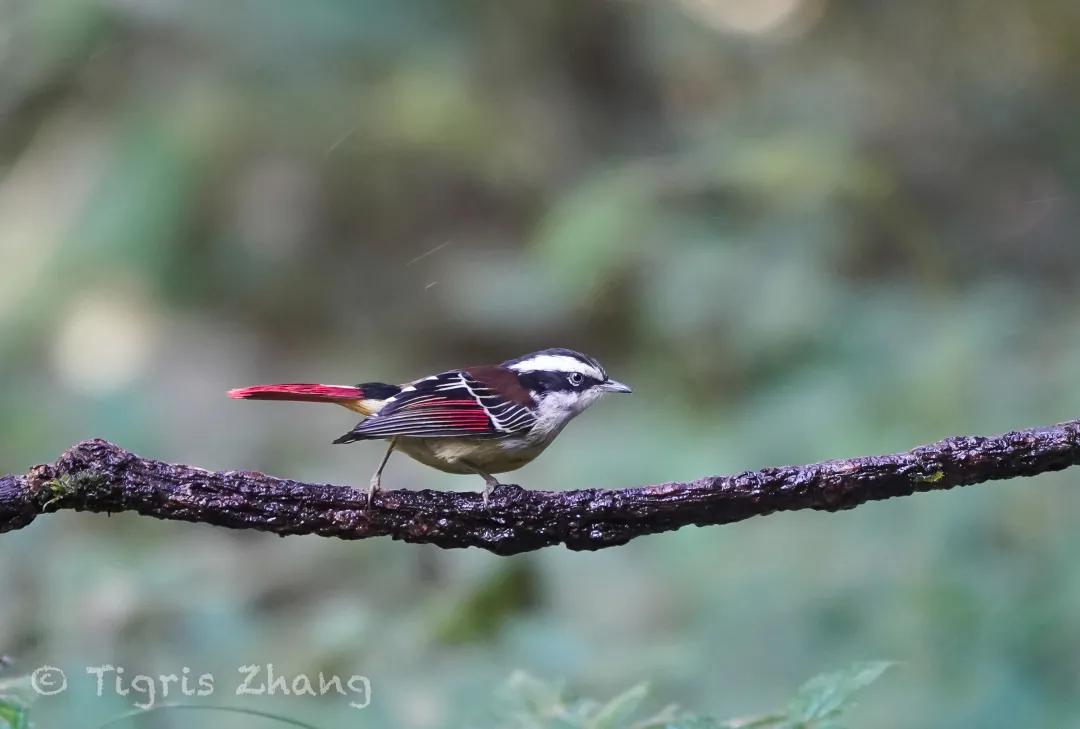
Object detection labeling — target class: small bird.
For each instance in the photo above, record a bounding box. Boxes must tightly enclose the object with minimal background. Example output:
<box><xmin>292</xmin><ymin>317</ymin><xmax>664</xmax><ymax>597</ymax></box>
<box><xmin>228</xmin><ymin>348</ymin><xmax>631</xmax><ymax>506</ymax></box>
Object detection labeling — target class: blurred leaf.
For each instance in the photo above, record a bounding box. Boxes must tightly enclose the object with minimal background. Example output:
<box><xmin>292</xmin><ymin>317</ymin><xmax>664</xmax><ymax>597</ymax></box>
<box><xmin>499</xmin><ymin>671</ymin><xmax>567</xmax><ymax>724</ymax></box>
<box><xmin>94</xmin><ymin>704</ymin><xmax>322</xmax><ymax>729</ymax></box>
<box><xmin>715</xmin><ymin>713</ymin><xmax>787</xmax><ymax>729</ymax></box>
<box><xmin>68</xmin><ymin>111</ymin><xmax>198</xmax><ymax>280</ymax></box>
<box><xmin>433</xmin><ymin>560</ymin><xmax>539</xmax><ymax>644</ymax></box>
<box><xmin>496</xmin><ymin>674</ymin><xmax>665</xmax><ymax>729</ymax></box>
<box><xmin>504</xmin><ymin>671</ymin><xmax>563</xmax><ymax>707</ymax></box>
<box><xmin>533</xmin><ymin>168</ymin><xmax>652</xmax><ymax>301</ymax></box>
<box><xmin>0</xmin><ymin>676</ymin><xmax>34</xmax><ymax>729</ymax></box>
<box><xmin>721</xmin><ymin>135</ymin><xmax>877</xmax><ymax>209</ymax></box>
<box><xmin>588</xmin><ymin>682</ymin><xmax>648</xmax><ymax>729</ymax></box>
<box><xmin>16</xmin><ymin>0</ymin><xmax>111</xmax><ymax>88</ymax></box>
<box><xmin>0</xmin><ymin>704</ymin><xmax>28</xmax><ymax>729</ymax></box>
<box><xmin>785</xmin><ymin>661</ymin><xmax>894</xmax><ymax>726</ymax></box>
<box><xmin>177</xmin><ymin>0</ymin><xmax>454</xmax><ymax>63</ymax></box>
<box><xmin>664</xmin><ymin>719</ymin><xmax>727</xmax><ymax>729</ymax></box>
<box><xmin>492</xmin><ymin>663</ymin><xmax>895</xmax><ymax>729</ymax></box>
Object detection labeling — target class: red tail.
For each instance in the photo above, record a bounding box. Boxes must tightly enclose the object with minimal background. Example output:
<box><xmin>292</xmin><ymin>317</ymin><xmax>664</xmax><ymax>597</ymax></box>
<box><xmin>227</xmin><ymin>383</ymin><xmax>366</xmax><ymax>404</ymax></box>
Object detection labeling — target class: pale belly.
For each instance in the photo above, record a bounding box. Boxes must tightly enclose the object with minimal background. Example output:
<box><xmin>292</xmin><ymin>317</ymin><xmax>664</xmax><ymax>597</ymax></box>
<box><xmin>395</xmin><ymin>436</ymin><xmax>551</xmax><ymax>475</ymax></box>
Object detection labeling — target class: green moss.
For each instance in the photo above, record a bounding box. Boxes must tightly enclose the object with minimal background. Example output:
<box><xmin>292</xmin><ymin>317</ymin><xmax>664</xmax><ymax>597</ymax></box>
<box><xmin>39</xmin><ymin>471</ymin><xmax>105</xmax><ymax>507</ymax></box>
<box><xmin>916</xmin><ymin>469</ymin><xmax>945</xmax><ymax>484</ymax></box>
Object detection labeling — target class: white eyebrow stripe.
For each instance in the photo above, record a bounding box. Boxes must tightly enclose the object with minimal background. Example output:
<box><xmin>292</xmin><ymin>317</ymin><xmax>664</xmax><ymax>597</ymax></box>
<box><xmin>507</xmin><ymin>355</ymin><xmax>603</xmax><ymax>379</ymax></box>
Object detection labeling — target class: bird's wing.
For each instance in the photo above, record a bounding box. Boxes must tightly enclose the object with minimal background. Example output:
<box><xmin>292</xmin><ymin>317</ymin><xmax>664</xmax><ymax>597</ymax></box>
<box><xmin>334</xmin><ymin>369</ymin><xmax>536</xmax><ymax>441</ymax></box>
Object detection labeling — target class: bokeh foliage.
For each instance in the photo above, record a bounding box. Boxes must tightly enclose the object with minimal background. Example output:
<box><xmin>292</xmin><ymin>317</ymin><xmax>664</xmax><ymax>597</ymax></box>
<box><xmin>2</xmin><ymin>0</ymin><xmax>1080</xmax><ymax>727</ymax></box>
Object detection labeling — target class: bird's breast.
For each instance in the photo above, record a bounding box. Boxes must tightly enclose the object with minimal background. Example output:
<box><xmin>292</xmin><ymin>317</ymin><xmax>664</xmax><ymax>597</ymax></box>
<box><xmin>396</xmin><ymin>436</ymin><xmax>550</xmax><ymax>475</ymax></box>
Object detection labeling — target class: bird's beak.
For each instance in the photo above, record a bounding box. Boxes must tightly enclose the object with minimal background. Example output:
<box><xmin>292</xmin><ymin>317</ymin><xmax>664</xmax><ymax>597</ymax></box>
<box><xmin>600</xmin><ymin>378</ymin><xmax>633</xmax><ymax>394</ymax></box>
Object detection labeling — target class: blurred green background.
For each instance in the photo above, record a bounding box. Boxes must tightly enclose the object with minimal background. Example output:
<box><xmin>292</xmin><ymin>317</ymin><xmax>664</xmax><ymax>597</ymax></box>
<box><xmin>3</xmin><ymin>0</ymin><xmax>1080</xmax><ymax>726</ymax></box>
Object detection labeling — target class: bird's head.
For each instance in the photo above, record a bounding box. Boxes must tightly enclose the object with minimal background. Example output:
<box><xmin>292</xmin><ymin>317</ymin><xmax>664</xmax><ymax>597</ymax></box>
<box><xmin>503</xmin><ymin>348</ymin><xmax>632</xmax><ymax>426</ymax></box>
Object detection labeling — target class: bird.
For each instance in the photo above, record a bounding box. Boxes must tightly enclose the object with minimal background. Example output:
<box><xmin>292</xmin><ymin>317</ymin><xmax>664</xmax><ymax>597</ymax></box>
<box><xmin>227</xmin><ymin>348</ymin><xmax>632</xmax><ymax>506</ymax></box>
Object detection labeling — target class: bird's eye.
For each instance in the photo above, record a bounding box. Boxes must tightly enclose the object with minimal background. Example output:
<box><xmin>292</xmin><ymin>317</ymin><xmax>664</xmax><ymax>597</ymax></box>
<box><xmin>568</xmin><ymin>372</ymin><xmax>584</xmax><ymax>386</ymax></box>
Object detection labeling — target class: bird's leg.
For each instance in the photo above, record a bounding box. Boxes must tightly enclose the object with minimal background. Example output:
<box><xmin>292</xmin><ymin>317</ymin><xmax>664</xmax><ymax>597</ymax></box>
<box><xmin>368</xmin><ymin>437</ymin><xmax>397</xmax><ymax>508</ymax></box>
<box><xmin>461</xmin><ymin>460</ymin><xmax>502</xmax><ymax>508</ymax></box>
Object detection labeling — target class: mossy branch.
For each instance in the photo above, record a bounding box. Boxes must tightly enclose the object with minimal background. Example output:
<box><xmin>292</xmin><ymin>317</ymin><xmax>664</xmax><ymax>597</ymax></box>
<box><xmin>2</xmin><ymin>419</ymin><xmax>1080</xmax><ymax>555</ymax></box>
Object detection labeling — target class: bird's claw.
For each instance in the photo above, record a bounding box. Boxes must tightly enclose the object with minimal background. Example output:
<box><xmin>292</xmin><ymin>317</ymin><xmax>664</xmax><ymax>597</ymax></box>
<box><xmin>367</xmin><ymin>476</ymin><xmax>381</xmax><ymax>509</ymax></box>
<box><xmin>482</xmin><ymin>479</ymin><xmax>500</xmax><ymax>510</ymax></box>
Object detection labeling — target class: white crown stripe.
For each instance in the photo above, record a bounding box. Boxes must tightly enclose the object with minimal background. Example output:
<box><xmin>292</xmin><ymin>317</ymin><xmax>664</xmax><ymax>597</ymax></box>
<box><xmin>506</xmin><ymin>354</ymin><xmax>604</xmax><ymax>380</ymax></box>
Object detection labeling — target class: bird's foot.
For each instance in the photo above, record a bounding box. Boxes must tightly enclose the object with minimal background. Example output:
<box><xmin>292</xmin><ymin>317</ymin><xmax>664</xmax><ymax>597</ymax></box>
<box><xmin>481</xmin><ymin>477</ymin><xmax>501</xmax><ymax>510</ymax></box>
<box><xmin>461</xmin><ymin>460</ymin><xmax>501</xmax><ymax>510</ymax></box>
<box><xmin>367</xmin><ymin>475</ymin><xmax>381</xmax><ymax>509</ymax></box>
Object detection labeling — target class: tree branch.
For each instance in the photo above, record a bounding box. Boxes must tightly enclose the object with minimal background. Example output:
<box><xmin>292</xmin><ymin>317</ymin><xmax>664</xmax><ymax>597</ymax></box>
<box><xmin>2</xmin><ymin>420</ymin><xmax>1079</xmax><ymax>555</ymax></box>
